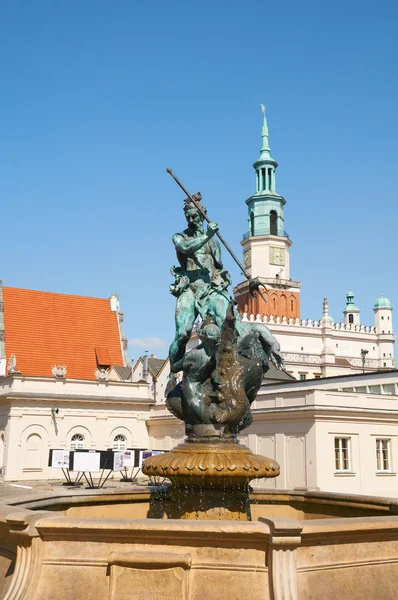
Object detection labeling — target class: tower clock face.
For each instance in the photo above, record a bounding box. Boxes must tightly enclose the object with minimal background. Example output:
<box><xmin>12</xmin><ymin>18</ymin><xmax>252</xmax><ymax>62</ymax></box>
<box><xmin>243</xmin><ymin>250</ymin><xmax>251</xmax><ymax>268</ymax></box>
<box><xmin>270</xmin><ymin>247</ymin><xmax>285</xmax><ymax>265</ymax></box>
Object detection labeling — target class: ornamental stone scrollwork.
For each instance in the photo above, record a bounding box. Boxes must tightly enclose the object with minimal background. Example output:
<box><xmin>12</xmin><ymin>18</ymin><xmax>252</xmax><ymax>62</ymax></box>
<box><xmin>52</xmin><ymin>364</ymin><xmax>67</xmax><ymax>378</ymax></box>
<box><xmin>281</xmin><ymin>353</ymin><xmax>321</xmax><ymax>364</ymax></box>
<box><xmin>95</xmin><ymin>367</ymin><xmax>109</xmax><ymax>381</ymax></box>
<box><xmin>348</xmin><ymin>358</ymin><xmax>378</xmax><ymax>368</ymax></box>
<box><xmin>7</xmin><ymin>353</ymin><xmax>20</xmax><ymax>375</ymax></box>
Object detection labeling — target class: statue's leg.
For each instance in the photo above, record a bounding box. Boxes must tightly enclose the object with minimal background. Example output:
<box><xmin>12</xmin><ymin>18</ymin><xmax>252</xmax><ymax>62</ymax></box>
<box><xmin>202</xmin><ymin>292</ymin><xmax>229</xmax><ymax>329</ymax></box>
<box><xmin>169</xmin><ymin>289</ymin><xmax>197</xmax><ymax>373</ymax></box>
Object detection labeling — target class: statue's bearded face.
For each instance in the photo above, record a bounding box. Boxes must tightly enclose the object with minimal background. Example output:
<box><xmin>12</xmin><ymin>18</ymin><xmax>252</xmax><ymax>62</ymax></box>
<box><xmin>184</xmin><ymin>204</ymin><xmax>203</xmax><ymax>229</ymax></box>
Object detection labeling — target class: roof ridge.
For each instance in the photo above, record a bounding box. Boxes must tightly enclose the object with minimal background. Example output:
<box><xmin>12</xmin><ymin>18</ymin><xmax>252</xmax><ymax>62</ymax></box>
<box><xmin>3</xmin><ymin>286</ymin><xmax>110</xmax><ymax>302</ymax></box>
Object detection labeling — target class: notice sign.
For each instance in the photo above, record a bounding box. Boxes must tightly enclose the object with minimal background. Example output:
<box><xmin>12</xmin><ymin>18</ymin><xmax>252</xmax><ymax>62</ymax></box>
<box><xmin>51</xmin><ymin>450</ymin><xmax>70</xmax><ymax>468</ymax></box>
<box><xmin>122</xmin><ymin>450</ymin><xmax>134</xmax><ymax>468</ymax></box>
<box><xmin>113</xmin><ymin>451</ymin><xmax>125</xmax><ymax>471</ymax></box>
<box><xmin>73</xmin><ymin>451</ymin><xmax>101</xmax><ymax>473</ymax></box>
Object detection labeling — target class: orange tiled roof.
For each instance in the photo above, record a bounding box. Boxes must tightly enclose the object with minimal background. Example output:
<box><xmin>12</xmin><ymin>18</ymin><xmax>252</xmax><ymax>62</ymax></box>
<box><xmin>3</xmin><ymin>287</ymin><xmax>124</xmax><ymax>380</ymax></box>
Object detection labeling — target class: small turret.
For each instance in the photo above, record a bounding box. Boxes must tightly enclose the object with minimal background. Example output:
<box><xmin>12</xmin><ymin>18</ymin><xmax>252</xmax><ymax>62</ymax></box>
<box><xmin>343</xmin><ymin>289</ymin><xmax>360</xmax><ymax>326</ymax></box>
<box><xmin>374</xmin><ymin>294</ymin><xmax>394</xmax><ymax>369</ymax></box>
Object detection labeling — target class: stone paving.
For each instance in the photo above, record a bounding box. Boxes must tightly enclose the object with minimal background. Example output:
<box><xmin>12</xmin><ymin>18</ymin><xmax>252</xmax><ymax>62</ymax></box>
<box><xmin>0</xmin><ymin>475</ymin><xmax>151</xmax><ymax>502</ymax></box>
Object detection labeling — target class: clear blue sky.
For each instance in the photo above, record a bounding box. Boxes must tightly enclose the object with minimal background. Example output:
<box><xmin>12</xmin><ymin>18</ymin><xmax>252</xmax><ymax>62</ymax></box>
<box><xmin>1</xmin><ymin>1</ymin><xmax>397</xmax><ymax>359</ymax></box>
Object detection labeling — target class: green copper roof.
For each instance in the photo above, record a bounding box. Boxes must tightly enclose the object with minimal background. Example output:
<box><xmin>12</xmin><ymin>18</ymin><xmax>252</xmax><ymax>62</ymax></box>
<box><xmin>374</xmin><ymin>294</ymin><xmax>392</xmax><ymax>309</ymax></box>
<box><xmin>320</xmin><ymin>314</ymin><xmax>334</xmax><ymax>323</ymax></box>
<box><xmin>343</xmin><ymin>288</ymin><xmax>360</xmax><ymax>313</ymax></box>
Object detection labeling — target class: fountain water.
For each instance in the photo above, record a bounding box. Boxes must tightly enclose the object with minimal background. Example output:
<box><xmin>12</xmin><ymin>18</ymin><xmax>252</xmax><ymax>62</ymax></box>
<box><xmin>1</xmin><ymin>188</ymin><xmax>398</xmax><ymax>599</ymax></box>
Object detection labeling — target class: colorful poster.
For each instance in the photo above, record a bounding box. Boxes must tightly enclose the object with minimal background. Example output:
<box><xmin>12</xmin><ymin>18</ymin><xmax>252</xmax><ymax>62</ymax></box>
<box><xmin>122</xmin><ymin>451</ymin><xmax>134</xmax><ymax>467</ymax></box>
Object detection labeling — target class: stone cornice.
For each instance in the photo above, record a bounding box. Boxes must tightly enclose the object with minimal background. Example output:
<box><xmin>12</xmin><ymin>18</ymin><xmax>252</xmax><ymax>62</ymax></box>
<box><xmin>252</xmin><ymin>405</ymin><xmax>398</xmax><ymax>422</ymax></box>
<box><xmin>0</xmin><ymin>392</ymin><xmax>153</xmax><ymax>407</ymax></box>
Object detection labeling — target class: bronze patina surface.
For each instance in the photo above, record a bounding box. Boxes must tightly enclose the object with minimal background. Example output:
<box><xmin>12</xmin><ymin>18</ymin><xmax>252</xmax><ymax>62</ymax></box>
<box><xmin>142</xmin><ymin>178</ymin><xmax>282</xmax><ymax>519</ymax></box>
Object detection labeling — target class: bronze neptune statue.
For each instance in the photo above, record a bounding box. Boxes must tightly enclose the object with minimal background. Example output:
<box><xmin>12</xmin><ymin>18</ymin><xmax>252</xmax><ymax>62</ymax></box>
<box><xmin>143</xmin><ymin>171</ymin><xmax>281</xmax><ymax>520</ymax></box>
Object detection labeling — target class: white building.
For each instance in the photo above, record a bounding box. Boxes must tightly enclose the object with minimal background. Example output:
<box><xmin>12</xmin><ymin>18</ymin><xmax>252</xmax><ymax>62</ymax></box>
<box><xmin>0</xmin><ymin>375</ymin><xmax>152</xmax><ymax>481</ymax></box>
<box><xmin>240</xmin><ymin>294</ymin><xmax>394</xmax><ymax>380</ymax></box>
<box><xmin>0</xmin><ymin>282</ymin><xmax>155</xmax><ymax>481</ymax></box>
<box><xmin>147</xmin><ymin>369</ymin><xmax>398</xmax><ymax>498</ymax></box>
<box><xmin>234</xmin><ymin>110</ymin><xmax>395</xmax><ymax>379</ymax></box>
<box><xmin>132</xmin><ymin>353</ymin><xmax>169</xmax><ymax>404</ymax></box>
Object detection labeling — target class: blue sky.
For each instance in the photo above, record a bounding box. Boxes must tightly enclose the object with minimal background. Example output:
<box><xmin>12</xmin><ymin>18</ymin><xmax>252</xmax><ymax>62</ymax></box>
<box><xmin>1</xmin><ymin>1</ymin><xmax>397</xmax><ymax>359</ymax></box>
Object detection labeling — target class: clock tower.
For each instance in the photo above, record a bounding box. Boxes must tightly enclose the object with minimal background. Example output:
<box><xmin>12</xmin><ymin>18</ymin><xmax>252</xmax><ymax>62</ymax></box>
<box><xmin>234</xmin><ymin>108</ymin><xmax>301</xmax><ymax>319</ymax></box>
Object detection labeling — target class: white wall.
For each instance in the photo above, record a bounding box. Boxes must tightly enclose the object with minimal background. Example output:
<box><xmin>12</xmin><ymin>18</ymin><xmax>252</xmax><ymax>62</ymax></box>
<box><xmin>0</xmin><ymin>376</ymin><xmax>152</xmax><ymax>481</ymax></box>
<box><xmin>147</xmin><ymin>373</ymin><xmax>398</xmax><ymax>498</ymax></box>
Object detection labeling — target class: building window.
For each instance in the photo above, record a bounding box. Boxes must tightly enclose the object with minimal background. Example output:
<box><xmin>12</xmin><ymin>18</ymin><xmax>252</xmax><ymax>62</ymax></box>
<box><xmin>270</xmin><ymin>211</ymin><xmax>277</xmax><ymax>235</ymax></box>
<box><xmin>381</xmin><ymin>316</ymin><xmax>384</xmax><ymax>320</ymax></box>
<box><xmin>113</xmin><ymin>434</ymin><xmax>127</xmax><ymax>450</ymax></box>
<box><xmin>348</xmin><ymin>314</ymin><xmax>354</xmax><ymax>324</ymax></box>
<box><xmin>376</xmin><ymin>439</ymin><xmax>391</xmax><ymax>472</ymax></box>
<box><xmin>300</xmin><ymin>373</ymin><xmax>306</xmax><ymax>380</ymax></box>
<box><xmin>70</xmin><ymin>434</ymin><xmax>85</xmax><ymax>450</ymax></box>
<box><xmin>291</xmin><ymin>300</ymin><xmax>294</xmax><ymax>311</ymax></box>
<box><xmin>25</xmin><ymin>433</ymin><xmax>42</xmax><ymax>469</ymax></box>
<box><xmin>335</xmin><ymin>437</ymin><xmax>351</xmax><ymax>472</ymax></box>
<box><xmin>314</xmin><ymin>374</ymin><xmax>321</xmax><ymax>379</ymax></box>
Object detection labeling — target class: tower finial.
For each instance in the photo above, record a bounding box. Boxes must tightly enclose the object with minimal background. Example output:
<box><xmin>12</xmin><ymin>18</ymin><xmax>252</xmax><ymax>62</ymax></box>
<box><xmin>259</xmin><ymin>104</ymin><xmax>271</xmax><ymax>157</ymax></box>
<box><xmin>323</xmin><ymin>298</ymin><xmax>329</xmax><ymax>318</ymax></box>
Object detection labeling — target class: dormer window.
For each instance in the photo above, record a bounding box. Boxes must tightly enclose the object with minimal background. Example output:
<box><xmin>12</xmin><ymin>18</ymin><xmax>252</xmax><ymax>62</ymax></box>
<box><xmin>95</xmin><ymin>347</ymin><xmax>111</xmax><ymax>368</ymax></box>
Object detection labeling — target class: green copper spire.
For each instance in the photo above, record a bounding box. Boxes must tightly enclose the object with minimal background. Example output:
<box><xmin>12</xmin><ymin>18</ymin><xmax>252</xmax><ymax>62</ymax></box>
<box><xmin>247</xmin><ymin>106</ymin><xmax>287</xmax><ymax>238</ymax></box>
<box><xmin>259</xmin><ymin>104</ymin><xmax>272</xmax><ymax>159</ymax></box>
<box><xmin>253</xmin><ymin>106</ymin><xmax>278</xmax><ymax>197</ymax></box>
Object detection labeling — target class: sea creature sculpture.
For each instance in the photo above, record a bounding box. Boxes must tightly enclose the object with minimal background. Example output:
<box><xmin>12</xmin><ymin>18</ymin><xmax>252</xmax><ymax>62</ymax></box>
<box><xmin>166</xmin><ymin>192</ymin><xmax>284</xmax><ymax>438</ymax></box>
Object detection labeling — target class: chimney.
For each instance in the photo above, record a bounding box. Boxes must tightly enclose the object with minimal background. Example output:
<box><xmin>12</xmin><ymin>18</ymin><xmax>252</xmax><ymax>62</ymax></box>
<box><xmin>142</xmin><ymin>351</ymin><xmax>149</xmax><ymax>382</ymax></box>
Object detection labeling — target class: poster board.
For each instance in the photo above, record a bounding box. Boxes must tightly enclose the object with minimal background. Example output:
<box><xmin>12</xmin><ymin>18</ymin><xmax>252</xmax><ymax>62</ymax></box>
<box><xmin>72</xmin><ymin>451</ymin><xmax>101</xmax><ymax>472</ymax></box>
<box><xmin>135</xmin><ymin>450</ymin><xmax>144</xmax><ymax>467</ymax></box>
<box><xmin>48</xmin><ymin>449</ymin><xmax>72</xmax><ymax>469</ymax></box>
<box><xmin>51</xmin><ymin>450</ymin><xmax>71</xmax><ymax>468</ymax></box>
<box><xmin>142</xmin><ymin>450</ymin><xmax>153</xmax><ymax>461</ymax></box>
<box><xmin>121</xmin><ymin>450</ymin><xmax>135</xmax><ymax>468</ymax></box>
<box><xmin>113</xmin><ymin>451</ymin><xmax>125</xmax><ymax>471</ymax></box>
<box><xmin>100</xmin><ymin>450</ymin><xmax>114</xmax><ymax>470</ymax></box>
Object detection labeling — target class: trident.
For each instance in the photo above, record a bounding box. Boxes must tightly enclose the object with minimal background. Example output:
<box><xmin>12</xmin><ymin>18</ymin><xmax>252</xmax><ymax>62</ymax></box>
<box><xmin>166</xmin><ymin>168</ymin><xmax>267</xmax><ymax>303</ymax></box>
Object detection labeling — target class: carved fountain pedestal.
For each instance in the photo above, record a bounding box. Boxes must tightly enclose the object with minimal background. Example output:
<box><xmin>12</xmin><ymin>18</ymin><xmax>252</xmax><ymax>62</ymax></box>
<box><xmin>142</xmin><ymin>426</ymin><xmax>280</xmax><ymax>520</ymax></box>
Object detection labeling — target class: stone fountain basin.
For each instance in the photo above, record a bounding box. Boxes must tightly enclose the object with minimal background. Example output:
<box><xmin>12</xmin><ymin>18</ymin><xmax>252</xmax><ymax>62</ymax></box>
<box><xmin>1</xmin><ymin>488</ymin><xmax>398</xmax><ymax>599</ymax></box>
